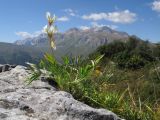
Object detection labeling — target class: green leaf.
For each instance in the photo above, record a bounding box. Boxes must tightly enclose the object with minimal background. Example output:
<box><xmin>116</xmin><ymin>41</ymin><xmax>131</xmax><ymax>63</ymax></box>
<box><xmin>44</xmin><ymin>53</ymin><xmax>56</xmax><ymax>65</ymax></box>
<box><xmin>62</xmin><ymin>56</ymin><xmax>70</xmax><ymax>65</ymax></box>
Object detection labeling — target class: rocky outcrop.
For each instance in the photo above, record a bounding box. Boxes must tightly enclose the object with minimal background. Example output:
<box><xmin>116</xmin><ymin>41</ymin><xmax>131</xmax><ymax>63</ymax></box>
<box><xmin>0</xmin><ymin>65</ymin><xmax>123</xmax><ymax>120</ymax></box>
<box><xmin>0</xmin><ymin>64</ymin><xmax>16</xmax><ymax>73</ymax></box>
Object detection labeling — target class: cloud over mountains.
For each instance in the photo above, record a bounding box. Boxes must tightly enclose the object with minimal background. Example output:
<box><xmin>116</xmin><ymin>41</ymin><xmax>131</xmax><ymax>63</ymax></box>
<box><xmin>82</xmin><ymin>10</ymin><xmax>137</xmax><ymax>24</ymax></box>
<box><xmin>15</xmin><ymin>31</ymin><xmax>42</xmax><ymax>39</ymax></box>
<box><xmin>80</xmin><ymin>22</ymin><xmax>118</xmax><ymax>30</ymax></box>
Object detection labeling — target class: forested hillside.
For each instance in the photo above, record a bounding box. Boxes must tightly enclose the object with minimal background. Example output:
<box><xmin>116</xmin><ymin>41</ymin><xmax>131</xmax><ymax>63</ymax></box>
<box><xmin>0</xmin><ymin>42</ymin><xmax>43</xmax><ymax>65</ymax></box>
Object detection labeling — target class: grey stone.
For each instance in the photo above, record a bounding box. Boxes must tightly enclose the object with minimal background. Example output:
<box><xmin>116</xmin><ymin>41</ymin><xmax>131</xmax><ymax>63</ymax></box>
<box><xmin>0</xmin><ymin>64</ymin><xmax>16</xmax><ymax>73</ymax></box>
<box><xmin>0</xmin><ymin>66</ymin><xmax>123</xmax><ymax>120</ymax></box>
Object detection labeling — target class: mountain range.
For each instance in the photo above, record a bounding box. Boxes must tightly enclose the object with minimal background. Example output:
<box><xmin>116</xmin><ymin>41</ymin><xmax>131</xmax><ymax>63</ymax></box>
<box><xmin>0</xmin><ymin>42</ymin><xmax>43</xmax><ymax>65</ymax></box>
<box><xmin>0</xmin><ymin>26</ymin><xmax>130</xmax><ymax>65</ymax></box>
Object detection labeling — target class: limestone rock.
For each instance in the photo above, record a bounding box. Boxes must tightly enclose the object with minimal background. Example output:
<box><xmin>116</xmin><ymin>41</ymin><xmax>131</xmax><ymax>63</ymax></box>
<box><xmin>0</xmin><ymin>66</ymin><xmax>123</xmax><ymax>120</ymax></box>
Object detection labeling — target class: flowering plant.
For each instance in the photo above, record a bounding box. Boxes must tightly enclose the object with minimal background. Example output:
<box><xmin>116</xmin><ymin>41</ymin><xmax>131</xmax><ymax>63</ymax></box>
<box><xmin>43</xmin><ymin>12</ymin><xmax>57</xmax><ymax>50</ymax></box>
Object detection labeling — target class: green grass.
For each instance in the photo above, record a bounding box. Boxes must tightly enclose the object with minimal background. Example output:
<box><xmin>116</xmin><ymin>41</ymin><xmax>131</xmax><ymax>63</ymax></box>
<box><xmin>27</xmin><ymin>53</ymin><xmax>160</xmax><ymax>120</ymax></box>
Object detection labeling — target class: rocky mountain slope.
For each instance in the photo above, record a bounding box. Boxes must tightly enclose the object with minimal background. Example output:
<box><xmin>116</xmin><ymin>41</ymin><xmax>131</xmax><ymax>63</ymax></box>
<box><xmin>15</xmin><ymin>26</ymin><xmax>129</xmax><ymax>57</ymax></box>
<box><xmin>0</xmin><ymin>65</ymin><xmax>122</xmax><ymax>120</ymax></box>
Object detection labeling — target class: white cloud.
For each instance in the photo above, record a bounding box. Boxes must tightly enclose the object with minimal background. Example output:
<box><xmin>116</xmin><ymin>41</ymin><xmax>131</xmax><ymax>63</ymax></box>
<box><xmin>15</xmin><ymin>32</ymin><xmax>32</xmax><ymax>38</ymax></box>
<box><xmin>79</xmin><ymin>26</ymin><xmax>90</xmax><ymax>30</ymax></box>
<box><xmin>57</xmin><ymin>16</ymin><xmax>69</xmax><ymax>21</ymax></box>
<box><xmin>82</xmin><ymin>10</ymin><xmax>137</xmax><ymax>24</ymax></box>
<box><xmin>91</xmin><ymin>22</ymin><xmax>105</xmax><ymax>27</ymax></box>
<box><xmin>69</xmin><ymin>13</ymin><xmax>75</xmax><ymax>16</ymax></box>
<box><xmin>152</xmin><ymin>1</ymin><xmax>160</xmax><ymax>12</ymax></box>
<box><xmin>15</xmin><ymin>31</ymin><xmax>42</xmax><ymax>39</ymax></box>
<box><xmin>82</xmin><ymin>13</ymin><xmax>106</xmax><ymax>21</ymax></box>
<box><xmin>91</xmin><ymin>22</ymin><xmax>118</xmax><ymax>30</ymax></box>
<box><xmin>80</xmin><ymin>22</ymin><xmax>118</xmax><ymax>31</ymax></box>
<box><xmin>64</xmin><ymin>8</ymin><xmax>73</xmax><ymax>12</ymax></box>
<box><xmin>64</xmin><ymin>8</ymin><xmax>77</xmax><ymax>16</ymax></box>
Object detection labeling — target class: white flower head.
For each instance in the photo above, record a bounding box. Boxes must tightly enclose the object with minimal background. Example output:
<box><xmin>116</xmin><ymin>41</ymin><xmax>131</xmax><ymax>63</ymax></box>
<box><xmin>47</xmin><ymin>14</ymin><xmax>56</xmax><ymax>25</ymax></box>
<box><xmin>52</xmin><ymin>14</ymin><xmax>56</xmax><ymax>21</ymax></box>
<box><xmin>45</xmin><ymin>12</ymin><xmax>57</xmax><ymax>50</ymax></box>
<box><xmin>49</xmin><ymin>26</ymin><xmax>57</xmax><ymax>33</ymax></box>
<box><xmin>43</xmin><ymin>25</ymin><xmax>48</xmax><ymax>33</ymax></box>
<box><xmin>50</xmin><ymin>40</ymin><xmax>56</xmax><ymax>50</ymax></box>
<box><xmin>46</xmin><ymin>12</ymin><xmax>51</xmax><ymax>19</ymax></box>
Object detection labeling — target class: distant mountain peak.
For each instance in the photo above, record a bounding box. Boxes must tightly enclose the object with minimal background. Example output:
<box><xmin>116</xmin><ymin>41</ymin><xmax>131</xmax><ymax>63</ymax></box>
<box><xmin>14</xmin><ymin>27</ymin><xmax>129</xmax><ymax>58</ymax></box>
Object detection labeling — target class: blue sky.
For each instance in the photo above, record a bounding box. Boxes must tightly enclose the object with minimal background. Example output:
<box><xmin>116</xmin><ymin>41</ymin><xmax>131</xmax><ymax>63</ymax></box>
<box><xmin>0</xmin><ymin>0</ymin><xmax>160</xmax><ymax>43</ymax></box>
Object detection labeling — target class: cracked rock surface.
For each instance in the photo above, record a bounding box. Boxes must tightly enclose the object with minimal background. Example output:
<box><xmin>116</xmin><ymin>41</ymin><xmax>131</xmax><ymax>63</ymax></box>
<box><xmin>0</xmin><ymin>65</ymin><xmax>123</xmax><ymax>120</ymax></box>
